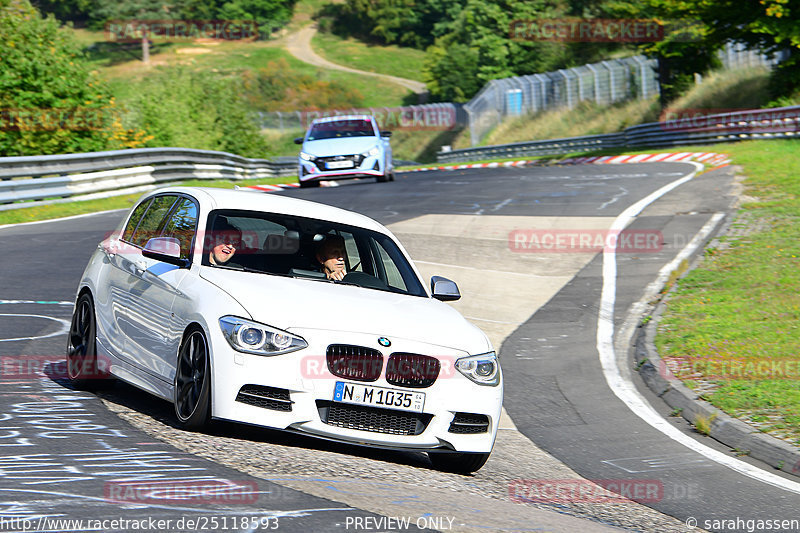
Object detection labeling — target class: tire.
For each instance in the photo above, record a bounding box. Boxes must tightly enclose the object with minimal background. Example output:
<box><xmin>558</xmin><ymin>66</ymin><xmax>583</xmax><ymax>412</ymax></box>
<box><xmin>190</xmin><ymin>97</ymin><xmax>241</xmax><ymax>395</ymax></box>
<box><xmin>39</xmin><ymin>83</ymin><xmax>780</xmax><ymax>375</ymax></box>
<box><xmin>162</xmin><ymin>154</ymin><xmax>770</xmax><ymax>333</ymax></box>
<box><xmin>65</xmin><ymin>292</ymin><xmax>108</xmax><ymax>389</ymax></box>
<box><xmin>428</xmin><ymin>452</ymin><xmax>490</xmax><ymax>474</ymax></box>
<box><xmin>375</xmin><ymin>173</ymin><xmax>388</xmax><ymax>183</ymax></box>
<box><xmin>388</xmin><ymin>171</ymin><xmax>395</xmax><ymax>182</ymax></box>
<box><xmin>174</xmin><ymin>327</ymin><xmax>211</xmax><ymax>431</ymax></box>
<box><xmin>299</xmin><ymin>179</ymin><xmax>320</xmax><ymax>188</ymax></box>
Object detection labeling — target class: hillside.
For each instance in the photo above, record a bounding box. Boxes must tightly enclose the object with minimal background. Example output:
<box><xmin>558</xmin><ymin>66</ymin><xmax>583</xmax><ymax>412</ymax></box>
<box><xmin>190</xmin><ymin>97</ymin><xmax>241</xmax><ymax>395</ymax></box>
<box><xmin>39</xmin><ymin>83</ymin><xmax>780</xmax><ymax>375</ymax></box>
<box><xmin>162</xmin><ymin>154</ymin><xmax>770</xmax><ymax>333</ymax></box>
<box><xmin>452</xmin><ymin>67</ymin><xmax>775</xmax><ymax>150</ymax></box>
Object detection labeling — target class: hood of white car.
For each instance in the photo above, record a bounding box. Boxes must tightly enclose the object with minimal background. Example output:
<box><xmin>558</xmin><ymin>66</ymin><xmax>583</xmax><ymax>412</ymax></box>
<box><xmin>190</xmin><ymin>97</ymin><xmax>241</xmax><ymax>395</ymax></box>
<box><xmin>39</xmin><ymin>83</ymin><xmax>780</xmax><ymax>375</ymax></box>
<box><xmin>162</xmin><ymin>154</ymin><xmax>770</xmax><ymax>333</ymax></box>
<box><xmin>302</xmin><ymin>137</ymin><xmax>380</xmax><ymax>157</ymax></box>
<box><xmin>200</xmin><ymin>268</ymin><xmax>490</xmax><ymax>354</ymax></box>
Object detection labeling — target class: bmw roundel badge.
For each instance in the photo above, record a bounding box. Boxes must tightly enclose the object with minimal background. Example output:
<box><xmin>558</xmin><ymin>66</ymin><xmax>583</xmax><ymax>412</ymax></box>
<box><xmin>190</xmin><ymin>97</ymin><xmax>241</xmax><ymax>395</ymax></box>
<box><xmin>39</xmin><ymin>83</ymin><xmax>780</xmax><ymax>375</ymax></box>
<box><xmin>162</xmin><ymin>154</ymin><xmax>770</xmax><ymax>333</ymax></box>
<box><xmin>378</xmin><ymin>337</ymin><xmax>391</xmax><ymax>347</ymax></box>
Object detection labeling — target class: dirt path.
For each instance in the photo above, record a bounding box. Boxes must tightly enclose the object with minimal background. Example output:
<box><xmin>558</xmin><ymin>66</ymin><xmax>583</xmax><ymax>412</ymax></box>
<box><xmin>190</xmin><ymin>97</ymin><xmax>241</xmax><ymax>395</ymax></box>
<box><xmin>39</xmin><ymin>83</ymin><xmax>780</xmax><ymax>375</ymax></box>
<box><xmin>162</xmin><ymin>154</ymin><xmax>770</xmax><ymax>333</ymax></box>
<box><xmin>284</xmin><ymin>25</ymin><xmax>428</xmax><ymax>95</ymax></box>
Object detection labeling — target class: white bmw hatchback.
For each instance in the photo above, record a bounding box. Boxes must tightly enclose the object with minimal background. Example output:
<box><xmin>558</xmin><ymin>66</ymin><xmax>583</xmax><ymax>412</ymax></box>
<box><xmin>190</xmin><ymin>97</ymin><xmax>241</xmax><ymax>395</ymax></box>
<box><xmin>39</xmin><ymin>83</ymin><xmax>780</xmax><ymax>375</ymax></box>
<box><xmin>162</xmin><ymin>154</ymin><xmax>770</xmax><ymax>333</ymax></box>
<box><xmin>67</xmin><ymin>187</ymin><xmax>502</xmax><ymax>472</ymax></box>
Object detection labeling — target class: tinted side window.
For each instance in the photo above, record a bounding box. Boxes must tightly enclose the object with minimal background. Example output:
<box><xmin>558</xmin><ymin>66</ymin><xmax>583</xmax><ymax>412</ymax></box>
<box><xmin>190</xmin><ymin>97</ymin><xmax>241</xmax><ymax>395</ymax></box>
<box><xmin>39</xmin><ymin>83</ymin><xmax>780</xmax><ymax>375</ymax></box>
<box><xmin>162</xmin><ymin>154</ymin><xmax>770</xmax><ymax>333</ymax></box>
<box><xmin>161</xmin><ymin>198</ymin><xmax>198</xmax><ymax>260</ymax></box>
<box><xmin>122</xmin><ymin>199</ymin><xmax>152</xmax><ymax>243</ymax></box>
<box><xmin>131</xmin><ymin>196</ymin><xmax>178</xmax><ymax>248</ymax></box>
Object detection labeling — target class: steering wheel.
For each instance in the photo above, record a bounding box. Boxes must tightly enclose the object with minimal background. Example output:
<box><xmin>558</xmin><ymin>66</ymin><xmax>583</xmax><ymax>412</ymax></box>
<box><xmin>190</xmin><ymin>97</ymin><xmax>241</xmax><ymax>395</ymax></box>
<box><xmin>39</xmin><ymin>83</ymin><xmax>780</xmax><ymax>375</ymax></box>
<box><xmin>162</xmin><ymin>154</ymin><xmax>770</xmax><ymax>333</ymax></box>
<box><xmin>340</xmin><ymin>271</ymin><xmax>388</xmax><ymax>290</ymax></box>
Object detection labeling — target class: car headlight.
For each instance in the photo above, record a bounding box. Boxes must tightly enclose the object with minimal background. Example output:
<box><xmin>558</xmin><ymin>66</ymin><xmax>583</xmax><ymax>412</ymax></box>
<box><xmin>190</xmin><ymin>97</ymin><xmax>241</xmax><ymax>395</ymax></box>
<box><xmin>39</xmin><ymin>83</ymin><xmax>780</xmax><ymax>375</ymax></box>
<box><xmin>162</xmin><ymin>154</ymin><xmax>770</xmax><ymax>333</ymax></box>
<box><xmin>455</xmin><ymin>352</ymin><xmax>500</xmax><ymax>386</ymax></box>
<box><xmin>361</xmin><ymin>146</ymin><xmax>380</xmax><ymax>157</ymax></box>
<box><xmin>299</xmin><ymin>151</ymin><xmax>316</xmax><ymax>162</ymax></box>
<box><xmin>219</xmin><ymin>316</ymin><xmax>307</xmax><ymax>356</ymax></box>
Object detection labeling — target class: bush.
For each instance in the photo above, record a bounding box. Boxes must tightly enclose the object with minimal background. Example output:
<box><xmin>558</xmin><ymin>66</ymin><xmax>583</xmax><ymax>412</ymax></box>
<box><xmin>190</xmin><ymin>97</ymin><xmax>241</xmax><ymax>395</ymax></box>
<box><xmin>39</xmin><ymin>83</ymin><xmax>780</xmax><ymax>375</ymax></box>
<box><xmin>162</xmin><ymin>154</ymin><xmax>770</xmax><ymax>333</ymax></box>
<box><xmin>240</xmin><ymin>59</ymin><xmax>365</xmax><ymax>111</ymax></box>
<box><xmin>0</xmin><ymin>0</ymin><xmax>147</xmax><ymax>156</ymax></box>
<box><xmin>125</xmin><ymin>67</ymin><xmax>268</xmax><ymax>158</ymax></box>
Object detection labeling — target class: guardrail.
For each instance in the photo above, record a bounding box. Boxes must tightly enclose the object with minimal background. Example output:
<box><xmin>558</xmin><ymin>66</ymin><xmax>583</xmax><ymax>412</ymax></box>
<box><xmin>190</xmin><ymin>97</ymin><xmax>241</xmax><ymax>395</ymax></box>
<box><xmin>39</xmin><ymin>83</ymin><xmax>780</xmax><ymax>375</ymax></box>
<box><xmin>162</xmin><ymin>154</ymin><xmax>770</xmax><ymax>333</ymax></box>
<box><xmin>0</xmin><ymin>147</ymin><xmax>297</xmax><ymax>211</ymax></box>
<box><xmin>437</xmin><ymin>105</ymin><xmax>800</xmax><ymax>163</ymax></box>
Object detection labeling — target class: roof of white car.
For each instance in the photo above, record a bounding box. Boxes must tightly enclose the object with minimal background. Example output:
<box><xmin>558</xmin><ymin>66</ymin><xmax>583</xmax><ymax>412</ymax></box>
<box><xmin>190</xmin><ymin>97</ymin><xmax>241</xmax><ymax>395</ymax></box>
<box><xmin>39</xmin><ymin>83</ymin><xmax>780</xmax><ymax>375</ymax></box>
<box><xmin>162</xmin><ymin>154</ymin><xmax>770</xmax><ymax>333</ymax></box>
<box><xmin>162</xmin><ymin>186</ymin><xmax>388</xmax><ymax>233</ymax></box>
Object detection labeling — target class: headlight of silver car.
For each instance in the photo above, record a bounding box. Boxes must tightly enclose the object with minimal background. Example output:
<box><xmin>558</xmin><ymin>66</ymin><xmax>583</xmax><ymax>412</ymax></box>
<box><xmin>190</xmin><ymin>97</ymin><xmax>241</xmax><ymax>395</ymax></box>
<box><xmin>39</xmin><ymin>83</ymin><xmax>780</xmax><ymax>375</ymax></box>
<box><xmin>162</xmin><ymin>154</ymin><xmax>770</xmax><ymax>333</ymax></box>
<box><xmin>361</xmin><ymin>146</ymin><xmax>380</xmax><ymax>157</ymax></box>
<box><xmin>219</xmin><ymin>316</ymin><xmax>307</xmax><ymax>356</ymax></box>
<box><xmin>299</xmin><ymin>151</ymin><xmax>316</xmax><ymax>162</ymax></box>
<box><xmin>455</xmin><ymin>352</ymin><xmax>500</xmax><ymax>386</ymax></box>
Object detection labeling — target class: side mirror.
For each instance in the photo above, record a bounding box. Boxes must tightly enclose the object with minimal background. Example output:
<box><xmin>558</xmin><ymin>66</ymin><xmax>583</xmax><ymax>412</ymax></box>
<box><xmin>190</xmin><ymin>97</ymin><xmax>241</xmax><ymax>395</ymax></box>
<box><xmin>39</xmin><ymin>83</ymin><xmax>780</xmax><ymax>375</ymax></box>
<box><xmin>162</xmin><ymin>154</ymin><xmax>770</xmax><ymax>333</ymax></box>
<box><xmin>142</xmin><ymin>237</ymin><xmax>188</xmax><ymax>268</ymax></box>
<box><xmin>431</xmin><ymin>275</ymin><xmax>460</xmax><ymax>301</ymax></box>
<box><xmin>293</xmin><ymin>137</ymin><xmax>304</xmax><ymax>145</ymax></box>
<box><xmin>380</xmin><ymin>131</ymin><xmax>392</xmax><ymax>138</ymax></box>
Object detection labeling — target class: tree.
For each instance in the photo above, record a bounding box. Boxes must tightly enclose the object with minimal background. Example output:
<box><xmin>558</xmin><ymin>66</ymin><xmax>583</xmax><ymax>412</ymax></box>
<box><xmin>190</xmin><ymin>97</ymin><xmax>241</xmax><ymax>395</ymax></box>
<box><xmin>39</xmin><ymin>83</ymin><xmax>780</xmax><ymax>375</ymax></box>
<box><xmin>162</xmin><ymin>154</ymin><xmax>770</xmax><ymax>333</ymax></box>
<box><xmin>125</xmin><ymin>67</ymin><xmax>268</xmax><ymax>157</ymax></box>
<box><xmin>423</xmin><ymin>0</ymin><xmax>566</xmax><ymax>102</ymax></box>
<box><xmin>93</xmin><ymin>0</ymin><xmax>178</xmax><ymax>63</ymax></box>
<box><xmin>0</xmin><ymin>0</ymin><xmax>147</xmax><ymax>156</ymax></box>
<box><xmin>668</xmin><ymin>0</ymin><xmax>800</xmax><ymax>98</ymax></box>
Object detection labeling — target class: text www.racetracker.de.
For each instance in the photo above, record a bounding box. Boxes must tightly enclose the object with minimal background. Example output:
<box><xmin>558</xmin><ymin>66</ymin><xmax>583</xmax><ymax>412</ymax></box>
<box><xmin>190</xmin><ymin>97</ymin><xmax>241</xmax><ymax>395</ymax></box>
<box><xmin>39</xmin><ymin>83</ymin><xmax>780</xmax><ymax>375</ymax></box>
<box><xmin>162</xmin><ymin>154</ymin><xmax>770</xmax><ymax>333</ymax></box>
<box><xmin>0</xmin><ymin>515</ymin><xmax>280</xmax><ymax>531</ymax></box>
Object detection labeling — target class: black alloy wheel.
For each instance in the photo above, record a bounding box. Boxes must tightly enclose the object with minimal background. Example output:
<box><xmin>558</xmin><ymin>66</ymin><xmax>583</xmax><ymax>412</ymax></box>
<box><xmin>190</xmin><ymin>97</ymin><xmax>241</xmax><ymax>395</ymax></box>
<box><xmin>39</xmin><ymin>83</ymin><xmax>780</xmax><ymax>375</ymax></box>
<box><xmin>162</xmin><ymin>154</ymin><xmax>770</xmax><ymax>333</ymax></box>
<box><xmin>174</xmin><ymin>328</ymin><xmax>211</xmax><ymax>430</ymax></box>
<box><xmin>66</xmin><ymin>293</ymin><xmax>106</xmax><ymax>389</ymax></box>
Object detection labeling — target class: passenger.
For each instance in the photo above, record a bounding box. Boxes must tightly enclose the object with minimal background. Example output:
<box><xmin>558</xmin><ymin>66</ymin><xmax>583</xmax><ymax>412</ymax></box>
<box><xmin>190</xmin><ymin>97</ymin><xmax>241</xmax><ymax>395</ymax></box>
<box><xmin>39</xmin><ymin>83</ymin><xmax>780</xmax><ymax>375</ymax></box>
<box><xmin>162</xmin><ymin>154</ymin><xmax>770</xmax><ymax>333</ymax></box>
<box><xmin>208</xmin><ymin>220</ymin><xmax>242</xmax><ymax>268</ymax></box>
<box><xmin>315</xmin><ymin>235</ymin><xmax>347</xmax><ymax>281</ymax></box>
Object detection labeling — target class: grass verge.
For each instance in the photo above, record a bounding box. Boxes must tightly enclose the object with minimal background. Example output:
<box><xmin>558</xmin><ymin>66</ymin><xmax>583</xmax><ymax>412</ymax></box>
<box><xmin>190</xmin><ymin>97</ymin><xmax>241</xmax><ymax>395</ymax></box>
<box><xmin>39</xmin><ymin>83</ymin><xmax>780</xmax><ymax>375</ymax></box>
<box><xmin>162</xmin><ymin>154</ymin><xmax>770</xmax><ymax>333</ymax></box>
<box><xmin>654</xmin><ymin>140</ymin><xmax>800</xmax><ymax>446</ymax></box>
<box><xmin>310</xmin><ymin>31</ymin><xmax>426</xmax><ymax>82</ymax></box>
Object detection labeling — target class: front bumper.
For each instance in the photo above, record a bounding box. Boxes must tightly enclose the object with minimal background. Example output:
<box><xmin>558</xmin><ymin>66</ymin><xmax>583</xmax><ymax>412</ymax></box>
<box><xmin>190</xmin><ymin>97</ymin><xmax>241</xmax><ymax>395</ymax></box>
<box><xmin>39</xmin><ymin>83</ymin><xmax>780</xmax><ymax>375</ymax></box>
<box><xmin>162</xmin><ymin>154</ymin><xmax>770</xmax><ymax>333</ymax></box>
<box><xmin>210</xmin><ymin>328</ymin><xmax>502</xmax><ymax>453</ymax></box>
<box><xmin>298</xmin><ymin>154</ymin><xmax>384</xmax><ymax>182</ymax></box>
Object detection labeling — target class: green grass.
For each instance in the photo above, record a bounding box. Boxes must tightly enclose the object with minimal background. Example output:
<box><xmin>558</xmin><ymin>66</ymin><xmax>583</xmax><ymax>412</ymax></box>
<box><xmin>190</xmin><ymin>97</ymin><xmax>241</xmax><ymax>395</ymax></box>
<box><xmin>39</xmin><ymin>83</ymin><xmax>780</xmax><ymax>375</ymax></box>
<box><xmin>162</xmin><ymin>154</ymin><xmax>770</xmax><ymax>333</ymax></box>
<box><xmin>654</xmin><ymin>140</ymin><xmax>800</xmax><ymax>445</ymax></box>
<box><xmin>79</xmin><ymin>30</ymin><xmax>411</xmax><ymax>109</ymax></box>
<box><xmin>454</xmin><ymin>66</ymin><xmax>775</xmax><ymax>150</ymax></box>
<box><xmin>0</xmin><ymin>176</ymin><xmax>292</xmax><ymax>226</ymax></box>
<box><xmin>311</xmin><ymin>31</ymin><xmax>426</xmax><ymax>82</ymax></box>
<box><xmin>456</xmin><ymin>97</ymin><xmax>661</xmax><ymax>150</ymax></box>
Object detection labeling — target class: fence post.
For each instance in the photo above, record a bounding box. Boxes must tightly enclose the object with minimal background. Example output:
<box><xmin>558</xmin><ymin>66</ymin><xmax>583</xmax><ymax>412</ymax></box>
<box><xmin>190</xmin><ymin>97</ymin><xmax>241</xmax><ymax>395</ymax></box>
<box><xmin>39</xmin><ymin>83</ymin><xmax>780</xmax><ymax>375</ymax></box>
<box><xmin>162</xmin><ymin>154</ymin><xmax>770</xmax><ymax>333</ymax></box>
<box><xmin>586</xmin><ymin>64</ymin><xmax>600</xmax><ymax>104</ymax></box>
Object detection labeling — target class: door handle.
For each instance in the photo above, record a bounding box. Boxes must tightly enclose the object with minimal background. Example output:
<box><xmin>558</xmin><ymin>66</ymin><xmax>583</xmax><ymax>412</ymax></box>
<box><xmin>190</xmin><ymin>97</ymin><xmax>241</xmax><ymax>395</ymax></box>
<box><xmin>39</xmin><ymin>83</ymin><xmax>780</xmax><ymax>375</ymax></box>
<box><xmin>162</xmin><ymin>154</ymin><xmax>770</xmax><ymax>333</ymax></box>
<box><xmin>134</xmin><ymin>260</ymin><xmax>147</xmax><ymax>274</ymax></box>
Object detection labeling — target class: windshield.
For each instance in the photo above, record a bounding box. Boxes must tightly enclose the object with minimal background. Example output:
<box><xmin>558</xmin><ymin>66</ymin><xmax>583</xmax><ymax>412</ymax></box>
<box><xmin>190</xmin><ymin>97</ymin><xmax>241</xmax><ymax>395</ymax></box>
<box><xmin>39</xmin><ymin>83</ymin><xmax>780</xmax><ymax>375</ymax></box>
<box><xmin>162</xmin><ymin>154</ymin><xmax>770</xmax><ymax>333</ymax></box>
<box><xmin>202</xmin><ymin>210</ymin><xmax>427</xmax><ymax>297</ymax></box>
<box><xmin>306</xmin><ymin>118</ymin><xmax>376</xmax><ymax>141</ymax></box>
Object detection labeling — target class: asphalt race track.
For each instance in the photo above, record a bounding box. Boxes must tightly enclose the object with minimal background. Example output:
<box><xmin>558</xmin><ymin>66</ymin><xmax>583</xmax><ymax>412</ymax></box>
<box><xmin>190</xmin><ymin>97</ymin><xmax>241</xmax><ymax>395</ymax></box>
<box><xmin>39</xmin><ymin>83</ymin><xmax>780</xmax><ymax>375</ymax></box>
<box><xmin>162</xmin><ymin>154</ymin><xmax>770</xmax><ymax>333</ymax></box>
<box><xmin>1</xmin><ymin>162</ymin><xmax>799</xmax><ymax>532</ymax></box>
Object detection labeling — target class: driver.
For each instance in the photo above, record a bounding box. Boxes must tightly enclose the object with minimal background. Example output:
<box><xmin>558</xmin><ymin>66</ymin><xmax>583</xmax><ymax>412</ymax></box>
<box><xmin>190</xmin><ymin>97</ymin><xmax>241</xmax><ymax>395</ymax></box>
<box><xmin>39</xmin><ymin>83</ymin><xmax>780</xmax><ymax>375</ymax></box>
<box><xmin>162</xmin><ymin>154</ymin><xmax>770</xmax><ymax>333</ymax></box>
<box><xmin>315</xmin><ymin>235</ymin><xmax>347</xmax><ymax>281</ymax></box>
<box><xmin>208</xmin><ymin>219</ymin><xmax>242</xmax><ymax>268</ymax></box>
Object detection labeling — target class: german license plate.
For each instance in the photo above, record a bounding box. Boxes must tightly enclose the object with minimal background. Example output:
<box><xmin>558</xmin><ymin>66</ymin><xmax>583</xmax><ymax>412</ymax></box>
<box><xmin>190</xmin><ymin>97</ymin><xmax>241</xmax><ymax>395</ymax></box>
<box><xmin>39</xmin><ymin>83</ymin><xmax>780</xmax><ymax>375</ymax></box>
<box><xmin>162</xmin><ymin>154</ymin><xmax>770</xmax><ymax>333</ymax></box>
<box><xmin>333</xmin><ymin>382</ymin><xmax>425</xmax><ymax>413</ymax></box>
<box><xmin>326</xmin><ymin>160</ymin><xmax>354</xmax><ymax>169</ymax></box>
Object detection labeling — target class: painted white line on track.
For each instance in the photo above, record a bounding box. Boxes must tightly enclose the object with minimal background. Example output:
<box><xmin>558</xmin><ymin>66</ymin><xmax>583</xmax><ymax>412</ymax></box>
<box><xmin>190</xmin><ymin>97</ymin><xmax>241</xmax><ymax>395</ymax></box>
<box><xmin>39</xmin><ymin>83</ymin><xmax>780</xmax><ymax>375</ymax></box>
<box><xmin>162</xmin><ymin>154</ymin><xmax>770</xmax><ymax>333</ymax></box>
<box><xmin>597</xmin><ymin>162</ymin><xmax>800</xmax><ymax>495</ymax></box>
<box><xmin>0</xmin><ymin>300</ymin><xmax>72</xmax><ymax>306</ymax></box>
<box><xmin>0</xmin><ymin>314</ymin><xmax>70</xmax><ymax>342</ymax></box>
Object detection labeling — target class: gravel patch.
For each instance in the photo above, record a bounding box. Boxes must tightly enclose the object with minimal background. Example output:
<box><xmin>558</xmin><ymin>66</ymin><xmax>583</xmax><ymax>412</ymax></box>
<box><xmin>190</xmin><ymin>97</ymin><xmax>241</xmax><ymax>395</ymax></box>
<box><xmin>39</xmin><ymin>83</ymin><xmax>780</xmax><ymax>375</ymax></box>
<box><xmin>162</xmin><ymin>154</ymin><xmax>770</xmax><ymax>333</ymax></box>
<box><xmin>98</xmin><ymin>383</ymin><xmax>697</xmax><ymax>532</ymax></box>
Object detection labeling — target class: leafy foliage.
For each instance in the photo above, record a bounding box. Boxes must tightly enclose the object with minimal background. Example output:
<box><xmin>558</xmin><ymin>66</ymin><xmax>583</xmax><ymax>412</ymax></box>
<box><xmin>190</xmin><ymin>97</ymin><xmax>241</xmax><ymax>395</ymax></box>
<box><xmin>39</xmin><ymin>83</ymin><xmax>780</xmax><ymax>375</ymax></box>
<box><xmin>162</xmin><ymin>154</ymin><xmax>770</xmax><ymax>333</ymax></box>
<box><xmin>124</xmin><ymin>67</ymin><xmax>268</xmax><ymax>157</ymax></box>
<box><xmin>323</xmin><ymin>0</ymin><xmax>800</xmax><ymax>104</ymax></box>
<box><xmin>323</xmin><ymin>0</ymin><xmax>631</xmax><ymax>102</ymax></box>
<box><xmin>319</xmin><ymin>0</ymin><xmax>466</xmax><ymax>49</ymax></box>
<box><xmin>240</xmin><ymin>59</ymin><xmax>364</xmax><ymax>111</ymax></box>
<box><xmin>36</xmin><ymin>0</ymin><xmax>298</xmax><ymax>30</ymax></box>
<box><xmin>0</xmin><ymin>0</ymin><xmax>149</xmax><ymax>156</ymax></box>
